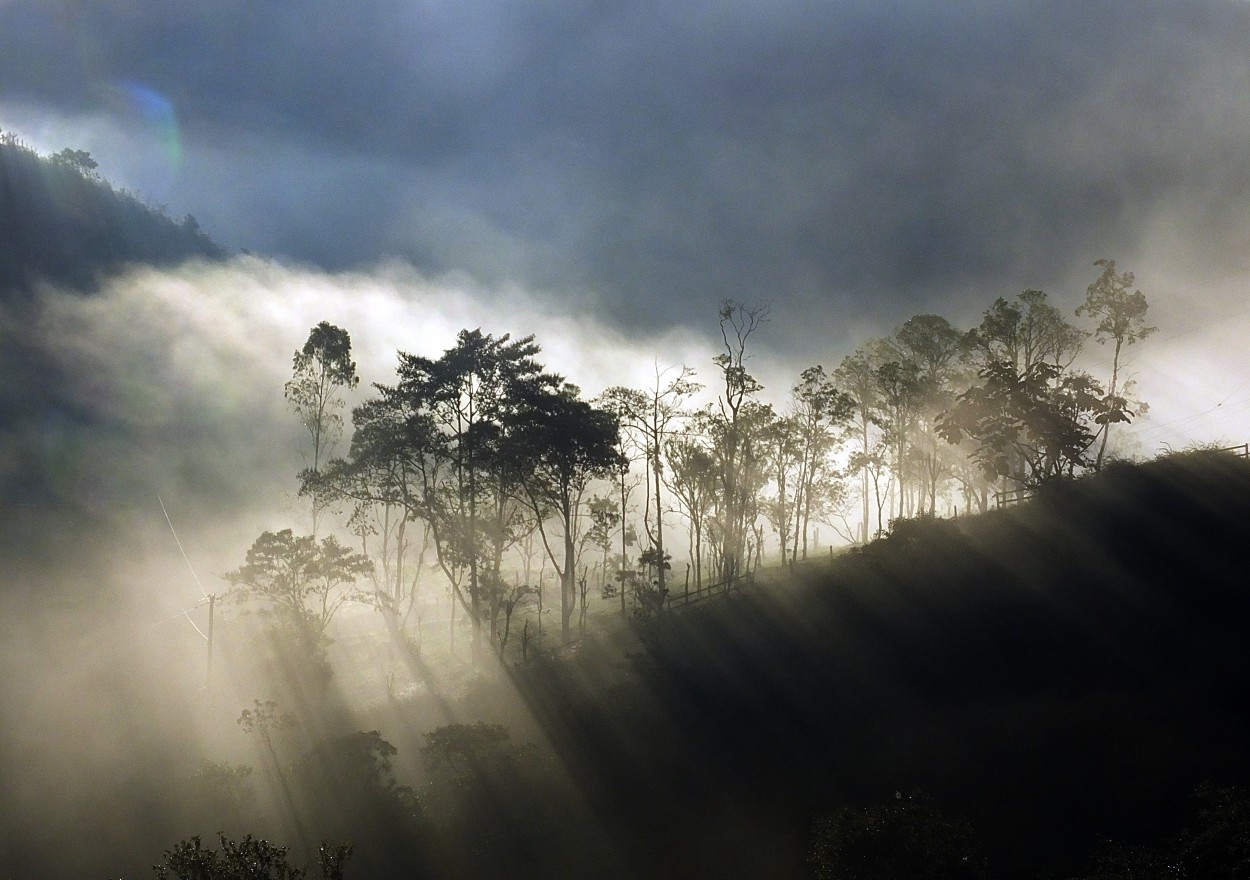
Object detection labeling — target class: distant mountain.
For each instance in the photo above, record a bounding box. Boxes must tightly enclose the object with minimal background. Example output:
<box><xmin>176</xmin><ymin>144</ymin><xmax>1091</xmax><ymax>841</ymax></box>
<box><xmin>0</xmin><ymin>130</ymin><xmax>225</xmax><ymax>295</ymax></box>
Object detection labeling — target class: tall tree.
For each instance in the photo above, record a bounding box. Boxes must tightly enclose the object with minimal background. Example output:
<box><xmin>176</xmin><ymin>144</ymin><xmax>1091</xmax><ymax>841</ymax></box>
<box><xmin>889</xmin><ymin>315</ymin><xmax>967</xmax><ymax>515</ymax></box>
<box><xmin>836</xmin><ymin>344</ymin><xmax>887</xmax><ymax>542</ymax></box>
<box><xmin>873</xmin><ymin>358</ymin><xmax>924</xmax><ymax>519</ymax></box>
<box><xmin>1077</xmin><ymin>259</ymin><xmax>1156</xmax><ymax>469</ymax></box>
<box><xmin>664</xmin><ymin>429</ymin><xmax>717</xmax><ymax>589</ymax></box>
<box><xmin>788</xmin><ymin>365</ymin><xmax>855</xmax><ymax>559</ymax></box>
<box><xmin>761</xmin><ymin>410</ymin><xmax>800</xmax><ymax>566</ymax></box>
<box><xmin>509</xmin><ymin>385</ymin><xmax>621</xmax><ymax>637</ymax></box>
<box><xmin>308</xmin><ymin>393</ymin><xmax>443</xmax><ymax>665</ymax></box>
<box><xmin>385</xmin><ymin>330</ymin><xmax>558</xmax><ymax>657</ymax></box>
<box><xmin>601</xmin><ymin>365</ymin><xmax>700</xmax><ymax>597</ymax></box>
<box><xmin>964</xmin><ymin>291</ymin><xmax>1086</xmax><ymax>498</ymax></box>
<box><xmin>968</xmin><ymin>290</ymin><xmax>1085</xmax><ymax>373</ymax></box>
<box><xmin>708</xmin><ymin>301</ymin><xmax>770</xmax><ymax>582</ymax></box>
<box><xmin>285</xmin><ymin>322</ymin><xmax>359</xmax><ymax>535</ymax></box>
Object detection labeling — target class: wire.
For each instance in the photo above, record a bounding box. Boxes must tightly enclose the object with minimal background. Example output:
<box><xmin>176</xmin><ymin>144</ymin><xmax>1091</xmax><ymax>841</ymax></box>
<box><xmin>158</xmin><ymin>494</ymin><xmax>209</xmax><ymax>601</ymax></box>
<box><xmin>157</xmin><ymin>494</ymin><xmax>212</xmax><ymax>641</ymax></box>
<box><xmin>152</xmin><ymin>598</ymin><xmax>211</xmax><ymax>641</ymax></box>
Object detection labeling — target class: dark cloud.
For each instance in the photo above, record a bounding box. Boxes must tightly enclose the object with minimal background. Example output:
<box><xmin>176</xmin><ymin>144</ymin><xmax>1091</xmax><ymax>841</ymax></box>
<box><xmin>4</xmin><ymin>0</ymin><xmax>1250</xmax><ymax>354</ymax></box>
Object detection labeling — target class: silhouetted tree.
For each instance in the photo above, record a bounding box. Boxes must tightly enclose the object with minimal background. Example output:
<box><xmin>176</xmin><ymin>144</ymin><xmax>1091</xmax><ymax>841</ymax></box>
<box><xmin>889</xmin><ymin>315</ymin><xmax>967</xmax><ymax>515</ymax></box>
<box><xmin>226</xmin><ymin>530</ymin><xmax>373</xmax><ymax>640</ymax></box>
<box><xmin>665</xmin><ymin>428</ymin><xmax>717</xmax><ymax>588</ymax></box>
<box><xmin>509</xmin><ymin>384</ymin><xmax>621</xmax><ymax>637</ymax></box>
<box><xmin>1078</xmin><ymin>259</ymin><xmax>1156</xmax><ymax>469</ymax></box>
<box><xmin>0</xmin><ymin>131</ymin><xmax>223</xmax><ymax>293</ymax></box>
<box><xmin>285</xmin><ymin>322</ymin><xmax>359</xmax><ymax>535</ymax></box>
<box><xmin>968</xmin><ymin>289</ymin><xmax>1085</xmax><ymax>373</ymax></box>
<box><xmin>788</xmin><ymin>365</ymin><xmax>855</xmax><ymax>557</ymax></box>
<box><xmin>601</xmin><ymin>365</ymin><xmax>700</xmax><ymax>598</ymax></box>
<box><xmin>873</xmin><ymin>357</ymin><xmax>924</xmax><ymax>519</ymax></box>
<box><xmin>938</xmin><ymin>359</ymin><xmax>1116</xmax><ymax>489</ymax></box>
<box><xmin>836</xmin><ymin>343</ymin><xmax>888</xmax><ymax>541</ymax></box>
<box><xmin>708</xmin><ymin>301</ymin><xmax>770</xmax><ymax>582</ymax></box>
<box><xmin>152</xmin><ymin>833</ymin><xmax>351</xmax><ymax>880</ymax></box>
<box><xmin>384</xmin><ymin>330</ymin><xmax>558</xmax><ymax>657</ymax></box>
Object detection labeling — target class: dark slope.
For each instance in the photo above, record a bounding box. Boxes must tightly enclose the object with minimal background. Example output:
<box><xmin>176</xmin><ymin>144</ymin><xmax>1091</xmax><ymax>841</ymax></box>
<box><xmin>0</xmin><ymin>132</ymin><xmax>228</xmax><ymax>539</ymax></box>
<box><xmin>502</xmin><ymin>450</ymin><xmax>1250</xmax><ymax>879</ymax></box>
<box><xmin>0</xmin><ymin>133</ymin><xmax>224</xmax><ymax>296</ymax></box>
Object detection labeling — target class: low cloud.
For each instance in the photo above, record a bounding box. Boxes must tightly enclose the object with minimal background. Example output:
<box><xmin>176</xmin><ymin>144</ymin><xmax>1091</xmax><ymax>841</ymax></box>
<box><xmin>0</xmin><ymin>257</ymin><xmax>744</xmax><ymax>544</ymax></box>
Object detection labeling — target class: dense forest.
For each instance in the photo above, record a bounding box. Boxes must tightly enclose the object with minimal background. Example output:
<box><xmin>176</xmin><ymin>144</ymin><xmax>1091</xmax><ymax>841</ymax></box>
<box><xmin>0</xmin><ymin>133</ymin><xmax>1246</xmax><ymax>880</ymax></box>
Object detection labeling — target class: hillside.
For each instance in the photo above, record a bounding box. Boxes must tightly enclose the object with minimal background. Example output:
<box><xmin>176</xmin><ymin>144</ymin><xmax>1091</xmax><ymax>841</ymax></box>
<box><xmin>0</xmin><ymin>131</ymin><xmax>224</xmax><ymax>295</ymax></box>
<box><xmin>490</xmin><ymin>449</ymin><xmax>1250</xmax><ymax>879</ymax></box>
<box><xmin>1</xmin><ymin>450</ymin><xmax>1247</xmax><ymax>879</ymax></box>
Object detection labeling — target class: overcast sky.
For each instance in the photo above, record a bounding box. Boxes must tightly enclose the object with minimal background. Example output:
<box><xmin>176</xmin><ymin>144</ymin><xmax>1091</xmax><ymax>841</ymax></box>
<box><xmin>5</xmin><ymin>0</ymin><xmax>1250</xmax><ymax>456</ymax></box>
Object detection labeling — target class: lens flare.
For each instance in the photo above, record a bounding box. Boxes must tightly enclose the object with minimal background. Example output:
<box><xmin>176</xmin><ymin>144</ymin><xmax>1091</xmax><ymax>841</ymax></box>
<box><xmin>110</xmin><ymin>79</ymin><xmax>183</xmax><ymax>176</ymax></box>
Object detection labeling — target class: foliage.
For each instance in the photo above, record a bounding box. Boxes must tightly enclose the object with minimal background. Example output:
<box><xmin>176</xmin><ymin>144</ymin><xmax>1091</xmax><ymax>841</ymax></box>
<box><xmin>286</xmin><ymin>322</ymin><xmax>359</xmax><ymax>532</ymax></box>
<box><xmin>664</xmin><ymin>429</ymin><xmax>718</xmax><ymax>586</ymax></box>
<box><xmin>967</xmin><ymin>289</ymin><xmax>1086</xmax><ymax>372</ymax></box>
<box><xmin>151</xmin><ymin>833</ymin><xmax>351</xmax><ymax>880</ymax></box>
<box><xmin>50</xmin><ymin>147</ymin><xmax>99</xmax><ymax>173</ymax></box>
<box><xmin>373</xmin><ymin>329</ymin><xmax>559</xmax><ymax>650</ymax></box>
<box><xmin>287</xmin><ymin>730</ymin><xmax>423</xmax><ymax>849</ymax></box>
<box><xmin>0</xmin><ymin>130</ymin><xmax>223</xmax><ymax>294</ymax></box>
<box><xmin>421</xmin><ymin>722</ymin><xmax>514</xmax><ymax>774</ymax></box>
<box><xmin>508</xmin><ymin>383</ymin><xmax>622</xmax><ymax>634</ymax></box>
<box><xmin>783</xmin><ymin>365</ymin><xmax>855</xmax><ymax>559</ymax></box>
<box><xmin>1079</xmin><ymin>259</ymin><xmax>1156</xmax><ymax>354</ymax></box>
<box><xmin>809</xmin><ymin>793</ymin><xmax>986</xmax><ymax>880</ymax></box>
<box><xmin>601</xmin><ymin>365</ymin><xmax>700</xmax><ymax>598</ymax></box>
<box><xmin>1078</xmin><ymin>259</ymin><xmax>1156</xmax><ymax>468</ymax></box>
<box><xmin>705</xmin><ymin>301</ymin><xmax>771</xmax><ymax>582</ymax></box>
<box><xmin>226</xmin><ymin>529</ymin><xmax>373</xmax><ymax>638</ymax></box>
<box><xmin>937</xmin><ymin>358</ymin><xmax>1120</xmax><ymax>488</ymax></box>
<box><xmin>416</xmin><ymin>720</ymin><xmax>569</xmax><ymax>866</ymax></box>
<box><xmin>1071</xmin><ymin>784</ymin><xmax>1250</xmax><ymax>879</ymax></box>
<box><xmin>882</xmin><ymin>511</ymin><xmax>963</xmax><ymax>547</ymax></box>
<box><xmin>237</xmin><ymin>700</ymin><xmax>296</xmax><ymax>740</ymax></box>
<box><xmin>1174</xmin><ymin>783</ymin><xmax>1250</xmax><ymax>880</ymax></box>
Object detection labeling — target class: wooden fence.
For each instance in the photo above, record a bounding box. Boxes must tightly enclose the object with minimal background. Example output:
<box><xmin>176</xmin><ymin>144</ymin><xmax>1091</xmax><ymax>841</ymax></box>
<box><xmin>664</xmin><ymin>573</ymin><xmax>753</xmax><ymax>610</ymax></box>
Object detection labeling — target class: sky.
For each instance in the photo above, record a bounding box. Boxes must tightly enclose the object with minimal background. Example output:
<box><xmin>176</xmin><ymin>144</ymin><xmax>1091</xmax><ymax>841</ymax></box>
<box><xmin>4</xmin><ymin>0</ymin><xmax>1250</xmax><ymax>487</ymax></box>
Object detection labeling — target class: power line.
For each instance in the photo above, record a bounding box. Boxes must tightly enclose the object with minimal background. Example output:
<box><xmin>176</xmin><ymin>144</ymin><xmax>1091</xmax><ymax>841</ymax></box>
<box><xmin>157</xmin><ymin>494</ymin><xmax>213</xmax><ymax>642</ymax></box>
<box><xmin>158</xmin><ymin>493</ymin><xmax>209</xmax><ymax>601</ymax></box>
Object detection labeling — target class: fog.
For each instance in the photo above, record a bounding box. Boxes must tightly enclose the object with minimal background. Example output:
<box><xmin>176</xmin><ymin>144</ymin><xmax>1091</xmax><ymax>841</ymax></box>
<box><xmin>2</xmin><ymin>252</ymin><xmax>1250</xmax><ymax>877</ymax></box>
<box><xmin>0</xmin><ymin>256</ymin><xmax>748</xmax><ymax>878</ymax></box>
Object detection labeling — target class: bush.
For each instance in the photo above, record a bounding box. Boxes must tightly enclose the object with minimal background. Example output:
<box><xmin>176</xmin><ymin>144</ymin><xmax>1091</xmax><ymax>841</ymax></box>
<box><xmin>810</xmin><ymin>792</ymin><xmax>985</xmax><ymax>880</ymax></box>
<box><xmin>151</xmin><ymin>833</ymin><xmax>351</xmax><ymax>880</ymax></box>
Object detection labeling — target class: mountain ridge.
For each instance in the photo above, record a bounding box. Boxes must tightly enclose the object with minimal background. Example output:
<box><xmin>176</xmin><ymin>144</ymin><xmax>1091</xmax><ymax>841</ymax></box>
<box><xmin>0</xmin><ymin>130</ymin><xmax>226</xmax><ymax>295</ymax></box>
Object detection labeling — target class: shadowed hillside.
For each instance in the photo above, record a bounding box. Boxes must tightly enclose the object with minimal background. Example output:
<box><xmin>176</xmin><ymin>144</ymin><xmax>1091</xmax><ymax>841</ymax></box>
<box><xmin>490</xmin><ymin>449</ymin><xmax>1250</xmax><ymax>879</ymax></box>
<box><xmin>1</xmin><ymin>443</ymin><xmax>1248</xmax><ymax>878</ymax></box>
<box><xmin>0</xmin><ymin>131</ymin><xmax>224</xmax><ymax>295</ymax></box>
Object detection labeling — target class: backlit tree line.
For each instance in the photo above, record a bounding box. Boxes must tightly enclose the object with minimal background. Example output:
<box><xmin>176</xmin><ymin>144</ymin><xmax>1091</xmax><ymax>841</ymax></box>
<box><xmin>226</xmin><ymin>260</ymin><xmax>1154</xmax><ymax>664</ymax></box>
